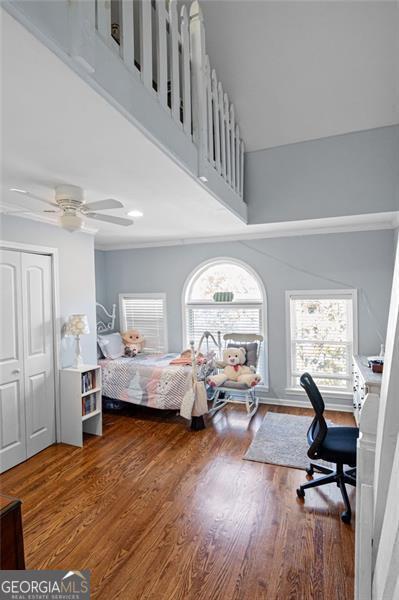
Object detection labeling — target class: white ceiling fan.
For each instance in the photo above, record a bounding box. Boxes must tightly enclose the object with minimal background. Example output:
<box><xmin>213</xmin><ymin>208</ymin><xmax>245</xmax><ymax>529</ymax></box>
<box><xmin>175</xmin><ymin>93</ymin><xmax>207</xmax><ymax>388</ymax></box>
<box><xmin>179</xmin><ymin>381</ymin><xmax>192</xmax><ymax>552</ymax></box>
<box><xmin>5</xmin><ymin>185</ymin><xmax>134</xmax><ymax>231</ymax></box>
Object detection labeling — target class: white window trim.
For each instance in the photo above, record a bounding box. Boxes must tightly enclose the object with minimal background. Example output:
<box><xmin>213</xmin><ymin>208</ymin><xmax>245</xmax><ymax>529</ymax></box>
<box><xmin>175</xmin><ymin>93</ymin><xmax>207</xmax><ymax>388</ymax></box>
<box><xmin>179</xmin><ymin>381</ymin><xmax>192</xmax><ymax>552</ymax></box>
<box><xmin>285</xmin><ymin>289</ymin><xmax>358</xmax><ymax>395</ymax></box>
<box><xmin>182</xmin><ymin>257</ymin><xmax>269</xmax><ymax>390</ymax></box>
<box><xmin>119</xmin><ymin>292</ymin><xmax>168</xmax><ymax>353</ymax></box>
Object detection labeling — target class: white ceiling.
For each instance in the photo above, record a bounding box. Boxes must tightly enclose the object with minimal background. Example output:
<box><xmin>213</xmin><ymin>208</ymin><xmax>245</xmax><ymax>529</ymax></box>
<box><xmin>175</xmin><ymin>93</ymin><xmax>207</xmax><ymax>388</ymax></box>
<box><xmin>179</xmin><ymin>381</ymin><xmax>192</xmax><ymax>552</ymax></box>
<box><xmin>1</xmin><ymin>10</ymin><xmax>246</xmax><ymax>247</ymax></box>
<box><xmin>201</xmin><ymin>0</ymin><xmax>399</xmax><ymax>151</ymax></box>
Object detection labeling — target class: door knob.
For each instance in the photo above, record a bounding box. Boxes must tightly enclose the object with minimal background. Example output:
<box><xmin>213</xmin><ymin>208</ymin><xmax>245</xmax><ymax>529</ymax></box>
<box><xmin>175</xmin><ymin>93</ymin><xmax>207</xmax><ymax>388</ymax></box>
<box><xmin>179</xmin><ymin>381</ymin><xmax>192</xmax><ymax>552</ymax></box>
<box><xmin>12</xmin><ymin>369</ymin><xmax>21</xmax><ymax>375</ymax></box>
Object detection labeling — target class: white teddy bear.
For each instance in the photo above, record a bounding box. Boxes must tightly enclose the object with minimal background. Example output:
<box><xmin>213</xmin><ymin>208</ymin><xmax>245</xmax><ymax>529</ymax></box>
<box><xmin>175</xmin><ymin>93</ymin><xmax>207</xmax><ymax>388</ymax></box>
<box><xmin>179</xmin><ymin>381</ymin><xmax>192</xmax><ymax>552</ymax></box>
<box><xmin>207</xmin><ymin>347</ymin><xmax>261</xmax><ymax>388</ymax></box>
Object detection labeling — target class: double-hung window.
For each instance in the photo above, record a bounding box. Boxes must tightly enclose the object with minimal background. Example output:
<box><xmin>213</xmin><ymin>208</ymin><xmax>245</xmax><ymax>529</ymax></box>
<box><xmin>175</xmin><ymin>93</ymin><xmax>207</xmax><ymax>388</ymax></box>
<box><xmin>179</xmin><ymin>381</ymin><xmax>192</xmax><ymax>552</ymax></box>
<box><xmin>184</xmin><ymin>259</ymin><xmax>267</xmax><ymax>382</ymax></box>
<box><xmin>119</xmin><ymin>293</ymin><xmax>168</xmax><ymax>353</ymax></box>
<box><xmin>287</xmin><ymin>290</ymin><xmax>357</xmax><ymax>393</ymax></box>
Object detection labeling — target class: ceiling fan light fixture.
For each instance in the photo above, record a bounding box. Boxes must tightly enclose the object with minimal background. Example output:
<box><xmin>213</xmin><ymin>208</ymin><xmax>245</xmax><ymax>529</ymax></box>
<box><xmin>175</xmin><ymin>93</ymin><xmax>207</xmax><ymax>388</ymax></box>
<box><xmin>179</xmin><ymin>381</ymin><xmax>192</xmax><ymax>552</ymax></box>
<box><xmin>127</xmin><ymin>210</ymin><xmax>143</xmax><ymax>218</ymax></box>
<box><xmin>60</xmin><ymin>213</ymin><xmax>83</xmax><ymax>232</ymax></box>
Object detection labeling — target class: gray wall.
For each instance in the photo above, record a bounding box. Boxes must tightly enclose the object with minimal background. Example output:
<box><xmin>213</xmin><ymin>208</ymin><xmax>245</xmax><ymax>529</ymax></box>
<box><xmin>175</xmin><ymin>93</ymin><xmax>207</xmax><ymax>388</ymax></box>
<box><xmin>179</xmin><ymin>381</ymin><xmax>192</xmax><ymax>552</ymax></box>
<box><xmin>95</xmin><ymin>229</ymin><xmax>396</xmax><ymax>407</ymax></box>
<box><xmin>1</xmin><ymin>215</ymin><xmax>97</xmax><ymax>368</ymax></box>
<box><xmin>246</xmin><ymin>125</ymin><xmax>399</xmax><ymax>224</ymax></box>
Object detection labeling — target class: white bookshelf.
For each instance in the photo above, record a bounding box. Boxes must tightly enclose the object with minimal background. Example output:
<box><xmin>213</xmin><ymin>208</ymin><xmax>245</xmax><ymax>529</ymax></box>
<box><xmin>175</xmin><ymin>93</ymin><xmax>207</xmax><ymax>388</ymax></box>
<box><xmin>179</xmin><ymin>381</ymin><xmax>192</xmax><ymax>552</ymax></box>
<box><xmin>60</xmin><ymin>364</ymin><xmax>102</xmax><ymax>447</ymax></box>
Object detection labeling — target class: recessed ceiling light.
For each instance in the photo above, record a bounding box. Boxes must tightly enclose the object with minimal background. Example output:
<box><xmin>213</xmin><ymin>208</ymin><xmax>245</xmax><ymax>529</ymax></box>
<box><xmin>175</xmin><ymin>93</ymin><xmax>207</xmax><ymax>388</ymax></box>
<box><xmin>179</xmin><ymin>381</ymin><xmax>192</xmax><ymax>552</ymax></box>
<box><xmin>128</xmin><ymin>210</ymin><xmax>143</xmax><ymax>218</ymax></box>
<box><xmin>10</xmin><ymin>188</ymin><xmax>27</xmax><ymax>194</ymax></box>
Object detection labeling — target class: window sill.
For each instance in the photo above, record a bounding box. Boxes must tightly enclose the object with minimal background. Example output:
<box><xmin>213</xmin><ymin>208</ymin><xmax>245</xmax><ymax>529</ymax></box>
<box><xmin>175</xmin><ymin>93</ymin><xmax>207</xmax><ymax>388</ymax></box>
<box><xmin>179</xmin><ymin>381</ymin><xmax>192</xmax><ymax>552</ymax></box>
<box><xmin>285</xmin><ymin>387</ymin><xmax>353</xmax><ymax>401</ymax></box>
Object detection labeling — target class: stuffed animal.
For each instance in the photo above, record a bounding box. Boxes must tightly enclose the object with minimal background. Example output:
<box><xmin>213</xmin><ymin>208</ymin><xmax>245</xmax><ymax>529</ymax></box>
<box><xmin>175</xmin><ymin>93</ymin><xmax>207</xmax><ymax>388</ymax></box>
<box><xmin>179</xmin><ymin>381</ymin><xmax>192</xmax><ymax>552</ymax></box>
<box><xmin>122</xmin><ymin>329</ymin><xmax>144</xmax><ymax>357</ymax></box>
<box><xmin>207</xmin><ymin>347</ymin><xmax>261</xmax><ymax>388</ymax></box>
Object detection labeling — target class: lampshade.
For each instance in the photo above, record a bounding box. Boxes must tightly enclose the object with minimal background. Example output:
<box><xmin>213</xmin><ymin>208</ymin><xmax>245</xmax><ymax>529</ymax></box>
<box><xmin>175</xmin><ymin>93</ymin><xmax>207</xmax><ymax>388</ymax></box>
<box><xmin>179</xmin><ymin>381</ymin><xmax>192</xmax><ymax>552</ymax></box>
<box><xmin>66</xmin><ymin>314</ymin><xmax>90</xmax><ymax>336</ymax></box>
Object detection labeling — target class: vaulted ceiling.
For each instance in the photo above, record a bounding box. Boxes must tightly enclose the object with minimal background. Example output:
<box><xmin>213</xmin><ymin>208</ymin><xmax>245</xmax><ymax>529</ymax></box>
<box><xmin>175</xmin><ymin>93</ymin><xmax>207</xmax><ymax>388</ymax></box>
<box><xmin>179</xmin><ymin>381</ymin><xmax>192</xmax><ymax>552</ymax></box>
<box><xmin>201</xmin><ymin>0</ymin><xmax>399</xmax><ymax>151</ymax></box>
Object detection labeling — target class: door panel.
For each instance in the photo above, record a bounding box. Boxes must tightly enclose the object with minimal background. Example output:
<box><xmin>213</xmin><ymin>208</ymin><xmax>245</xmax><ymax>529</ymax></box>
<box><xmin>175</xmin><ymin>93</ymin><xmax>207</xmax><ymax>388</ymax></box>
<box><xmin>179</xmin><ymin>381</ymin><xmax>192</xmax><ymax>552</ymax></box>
<box><xmin>0</xmin><ymin>263</ymin><xmax>19</xmax><ymax>363</ymax></box>
<box><xmin>26</xmin><ymin>266</ymin><xmax>46</xmax><ymax>356</ymax></box>
<box><xmin>0</xmin><ymin>250</ymin><xmax>26</xmax><ymax>472</ymax></box>
<box><xmin>21</xmin><ymin>253</ymin><xmax>55</xmax><ymax>457</ymax></box>
<box><xmin>0</xmin><ymin>382</ymin><xmax>23</xmax><ymax>449</ymax></box>
<box><xmin>28</xmin><ymin>371</ymin><xmax>47</xmax><ymax>437</ymax></box>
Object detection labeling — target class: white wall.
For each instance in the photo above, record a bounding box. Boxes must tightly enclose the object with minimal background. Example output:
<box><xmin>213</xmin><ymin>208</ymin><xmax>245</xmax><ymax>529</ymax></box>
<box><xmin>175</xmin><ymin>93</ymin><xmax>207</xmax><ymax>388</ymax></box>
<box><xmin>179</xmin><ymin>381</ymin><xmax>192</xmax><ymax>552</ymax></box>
<box><xmin>1</xmin><ymin>215</ymin><xmax>97</xmax><ymax>368</ymax></box>
<box><xmin>95</xmin><ymin>247</ymin><xmax>107</xmax><ymax>307</ymax></box>
<box><xmin>95</xmin><ymin>229</ymin><xmax>395</xmax><ymax>408</ymax></box>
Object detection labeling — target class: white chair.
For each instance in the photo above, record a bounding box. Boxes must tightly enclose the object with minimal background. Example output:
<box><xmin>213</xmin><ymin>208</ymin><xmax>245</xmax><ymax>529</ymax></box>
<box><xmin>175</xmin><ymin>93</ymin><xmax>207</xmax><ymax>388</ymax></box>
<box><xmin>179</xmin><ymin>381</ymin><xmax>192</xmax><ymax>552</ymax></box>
<box><xmin>208</xmin><ymin>333</ymin><xmax>263</xmax><ymax>419</ymax></box>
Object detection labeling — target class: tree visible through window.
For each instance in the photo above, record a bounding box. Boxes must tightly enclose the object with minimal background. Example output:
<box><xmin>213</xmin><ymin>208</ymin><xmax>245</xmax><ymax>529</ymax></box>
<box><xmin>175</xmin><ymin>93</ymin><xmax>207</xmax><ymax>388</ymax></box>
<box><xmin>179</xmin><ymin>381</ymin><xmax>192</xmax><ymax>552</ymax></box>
<box><xmin>287</xmin><ymin>291</ymin><xmax>357</xmax><ymax>392</ymax></box>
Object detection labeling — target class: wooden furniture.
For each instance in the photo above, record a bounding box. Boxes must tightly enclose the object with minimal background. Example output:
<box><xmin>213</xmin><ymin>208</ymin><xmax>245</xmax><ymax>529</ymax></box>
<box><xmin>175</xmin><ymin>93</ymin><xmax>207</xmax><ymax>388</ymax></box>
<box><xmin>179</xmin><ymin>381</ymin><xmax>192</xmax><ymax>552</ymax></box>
<box><xmin>60</xmin><ymin>364</ymin><xmax>102</xmax><ymax>447</ymax></box>
<box><xmin>0</xmin><ymin>494</ymin><xmax>25</xmax><ymax>569</ymax></box>
<box><xmin>352</xmin><ymin>355</ymin><xmax>382</xmax><ymax>599</ymax></box>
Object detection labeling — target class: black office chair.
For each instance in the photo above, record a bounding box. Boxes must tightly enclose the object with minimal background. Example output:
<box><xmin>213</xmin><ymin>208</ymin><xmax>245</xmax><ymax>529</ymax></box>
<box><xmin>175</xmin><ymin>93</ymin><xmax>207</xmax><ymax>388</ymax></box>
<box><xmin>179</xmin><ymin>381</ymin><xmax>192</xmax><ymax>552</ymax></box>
<box><xmin>296</xmin><ymin>373</ymin><xmax>359</xmax><ymax>523</ymax></box>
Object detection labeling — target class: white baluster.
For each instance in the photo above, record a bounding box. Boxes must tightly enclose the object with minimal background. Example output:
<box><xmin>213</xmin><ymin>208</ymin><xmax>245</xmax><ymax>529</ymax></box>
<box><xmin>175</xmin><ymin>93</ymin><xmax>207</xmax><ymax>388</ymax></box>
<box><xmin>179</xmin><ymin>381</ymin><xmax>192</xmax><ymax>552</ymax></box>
<box><xmin>169</xmin><ymin>0</ymin><xmax>181</xmax><ymax>124</ymax></box>
<box><xmin>156</xmin><ymin>0</ymin><xmax>168</xmax><ymax>109</ymax></box>
<box><xmin>141</xmin><ymin>0</ymin><xmax>153</xmax><ymax>90</ymax></box>
<box><xmin>235</xmin><ymin>124</ymin><xmax>240</xmax><ymax>194</ymax></box>
<box><xmin>230</xmin><ymin>105</ymin><xmax>236</xmax><ymax>190</ymax></box>
<box><xmin>218</xmin><ymin>82</ymin><xmax>226</xmax><ymax>179</ymax></box>
<box><xmin>121</xmin><ymin>0</ymin><xmax>135</xmax><ymax>71</ymax></box>
<box><xmin>180</xmin><ymin>5</ymin><xmax>192</xmax><ymax>136</ymax></box>
<box><xmin>189</xmin><ymin>1</ymin><xmax>208</xmax><ymax>173</ymax></box>
<box><xmin>97</xmin><ymin>0</ymin><xmax>111</xmax><ymax>41</ymax></box>
<box><xmin>212</xmin><ymin>70</ymin><xmax>221</xmax><ymax>174</ymax></box>
<box><xmin>224</xmin><ymin>93</ymin><xmax>231</xmax><ymax>185</ymax></box>
<box><xmin>70</xmin><ymin>0</ymin><xmax>96</xmax><ymax>73</ymax></box>
<box><xmin>240</xmin><ymin>140</ymin><xmax>245</xmax><ymax>198</ymax></box>
<box><xmin>205</xmin><ymin>55</ymin><xmax>213</xmax><ymax>164</ymax></box>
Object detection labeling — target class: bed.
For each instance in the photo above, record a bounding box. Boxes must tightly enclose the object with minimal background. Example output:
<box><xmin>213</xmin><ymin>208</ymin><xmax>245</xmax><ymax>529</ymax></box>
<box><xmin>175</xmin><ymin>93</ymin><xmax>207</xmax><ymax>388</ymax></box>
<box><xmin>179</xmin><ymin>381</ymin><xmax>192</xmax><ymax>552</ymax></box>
<box><xmin>99</xmin><ymin>353</ymin><xmax>193</xmax><ymax>410</ymax></box>
<box><xmin>96</xmin><ymin>303</ymin><xmax>218</xmax><ymax>429</ymax></box>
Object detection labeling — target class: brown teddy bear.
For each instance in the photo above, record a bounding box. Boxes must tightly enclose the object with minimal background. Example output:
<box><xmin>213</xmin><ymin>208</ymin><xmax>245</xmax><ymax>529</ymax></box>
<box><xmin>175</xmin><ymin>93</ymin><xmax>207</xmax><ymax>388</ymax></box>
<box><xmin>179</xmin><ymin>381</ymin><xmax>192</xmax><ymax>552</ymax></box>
<box><xmin>207</xmin><ymin>347</ymin><xmax>261</xmax><ymax>388</ymax></box>
<box><xmin>122</xmin><ymin>329</ymin><xmax>144</xmax><ymax>357</ymax></box>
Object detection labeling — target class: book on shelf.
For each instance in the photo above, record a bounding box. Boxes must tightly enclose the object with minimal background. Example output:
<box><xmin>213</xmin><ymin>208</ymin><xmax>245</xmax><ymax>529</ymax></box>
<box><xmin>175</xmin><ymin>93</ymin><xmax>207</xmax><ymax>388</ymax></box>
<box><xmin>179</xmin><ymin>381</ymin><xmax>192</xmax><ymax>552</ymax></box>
<box><xmin>82</xmin><ymin>393</ymin><xmax>97</xmax><ymax>416</ymax></box>
<box><xmin>81</xmin><ymin>370</ymin><xmax>96</xmax><ymax>394</ymax></box>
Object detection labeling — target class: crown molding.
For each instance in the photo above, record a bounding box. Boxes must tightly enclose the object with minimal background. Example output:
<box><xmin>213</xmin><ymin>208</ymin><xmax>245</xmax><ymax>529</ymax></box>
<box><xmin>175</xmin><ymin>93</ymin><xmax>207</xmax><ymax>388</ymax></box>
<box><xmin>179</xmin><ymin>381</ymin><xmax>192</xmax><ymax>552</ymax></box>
<box><xmin>95</xmin><ymin>211</ymin><xmax>399</xmax><ymax>251</ymax></box>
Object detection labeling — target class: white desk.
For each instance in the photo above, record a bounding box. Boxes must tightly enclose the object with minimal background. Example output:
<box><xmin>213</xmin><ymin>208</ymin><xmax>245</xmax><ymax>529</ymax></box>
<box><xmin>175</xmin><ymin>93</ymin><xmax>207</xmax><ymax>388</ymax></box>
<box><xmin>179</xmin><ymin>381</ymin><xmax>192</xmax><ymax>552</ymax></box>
<box><xmin>353</xmin><ymin>355</ymin><xmax>382</xmax><ymax>600</ymax></box>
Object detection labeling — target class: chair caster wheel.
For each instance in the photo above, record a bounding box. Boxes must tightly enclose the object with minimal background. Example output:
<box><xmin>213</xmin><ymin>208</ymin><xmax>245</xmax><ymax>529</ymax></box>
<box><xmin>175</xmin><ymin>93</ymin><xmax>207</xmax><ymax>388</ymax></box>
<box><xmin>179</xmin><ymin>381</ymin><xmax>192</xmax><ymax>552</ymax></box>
<box><xmin>296</xmin><ymin>488</ymin><xmax>305</xmax><ymax>499</ymax></box>
<box><xmin>305</xmin><ymin>466</ymin><xmax>314</xmax><ymax>476</ymax></box>
<box><xmin>341</xmin><ymin>511</ymin><xmax>351</xmax><ymax>524</ymax></box>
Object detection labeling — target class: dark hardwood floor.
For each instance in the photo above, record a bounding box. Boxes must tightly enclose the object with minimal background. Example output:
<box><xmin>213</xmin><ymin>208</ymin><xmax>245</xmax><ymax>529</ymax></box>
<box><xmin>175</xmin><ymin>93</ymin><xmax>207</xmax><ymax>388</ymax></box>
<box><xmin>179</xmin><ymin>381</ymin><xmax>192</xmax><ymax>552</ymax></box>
<box><xmin>0</xmin><ymin>404</ymin><xmax>355</xmax><ymax>599</ymax></box>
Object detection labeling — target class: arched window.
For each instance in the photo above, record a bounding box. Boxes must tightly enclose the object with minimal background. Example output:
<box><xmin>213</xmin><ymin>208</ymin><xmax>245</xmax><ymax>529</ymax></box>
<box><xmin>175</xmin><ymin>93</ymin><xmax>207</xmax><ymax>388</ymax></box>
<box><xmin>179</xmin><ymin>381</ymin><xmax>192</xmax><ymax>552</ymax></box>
<box><xmin>183</xmin><ymin>258</ymin><xmax>268</xmax><ymax>383</ymax></box>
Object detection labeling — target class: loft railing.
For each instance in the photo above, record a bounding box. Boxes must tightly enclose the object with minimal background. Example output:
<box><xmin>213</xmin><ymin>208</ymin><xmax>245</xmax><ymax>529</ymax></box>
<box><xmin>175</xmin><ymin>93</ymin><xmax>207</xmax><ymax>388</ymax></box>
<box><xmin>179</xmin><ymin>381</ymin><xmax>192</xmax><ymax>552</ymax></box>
<box><xmin>92</xmin><ymin>0</ymin><xmax>244</xmax><ymax>200</ymax></box>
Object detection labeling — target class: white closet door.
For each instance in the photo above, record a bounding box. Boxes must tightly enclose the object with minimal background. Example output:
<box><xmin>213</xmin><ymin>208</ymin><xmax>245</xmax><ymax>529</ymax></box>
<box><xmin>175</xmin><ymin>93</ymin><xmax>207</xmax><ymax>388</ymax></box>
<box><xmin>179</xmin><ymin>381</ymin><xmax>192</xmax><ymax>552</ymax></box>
<box><xmin>21</xmin><ymin>253</ymin><xmax>55</xmax><ymax>458</ymax></box>
<box><xmin>0</xmin><ymin>250</ymin><xmax>27</xmax><ymax>472</ymax></box>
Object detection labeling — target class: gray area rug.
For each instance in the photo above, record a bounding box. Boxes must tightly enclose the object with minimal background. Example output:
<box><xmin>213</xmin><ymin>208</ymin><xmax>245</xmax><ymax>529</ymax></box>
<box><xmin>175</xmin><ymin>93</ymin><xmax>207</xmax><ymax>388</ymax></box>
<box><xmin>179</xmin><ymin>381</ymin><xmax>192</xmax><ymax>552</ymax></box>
<box><xmin>244</xmin><ymin>412</ymin><xmax>332</xmax><ymax>470</ymax></box>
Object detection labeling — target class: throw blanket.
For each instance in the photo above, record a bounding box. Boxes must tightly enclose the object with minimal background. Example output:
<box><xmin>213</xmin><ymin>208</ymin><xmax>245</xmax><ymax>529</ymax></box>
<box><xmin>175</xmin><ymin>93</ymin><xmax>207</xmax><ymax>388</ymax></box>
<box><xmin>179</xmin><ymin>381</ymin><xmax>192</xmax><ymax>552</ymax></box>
<box><xmin>99</xmin><ymin>354</ymin><xmax>205</xmax><ymax>413</ymax></box>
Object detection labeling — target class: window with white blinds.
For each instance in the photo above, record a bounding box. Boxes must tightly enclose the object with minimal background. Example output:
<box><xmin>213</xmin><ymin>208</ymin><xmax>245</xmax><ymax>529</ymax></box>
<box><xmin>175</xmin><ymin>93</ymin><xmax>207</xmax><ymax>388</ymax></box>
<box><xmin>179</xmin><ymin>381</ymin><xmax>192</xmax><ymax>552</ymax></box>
<box><xmin>119</xmin><ymin>293</ymin><xmax>167</xmax><ymax>353</ymax></box>
<box><xmin>186</xmin><ymin>305</ymin><xmax>262</xmax><ymax>351</ymax></box>
<box><xmin>184</xmin><ymin>259</ymin><xmax>267</xmax><ymax>380</ymax></box>
<box><xmin>287</xmin><ymin>290</ymin><xmax>357</xmax><ymax>393</ymax></box>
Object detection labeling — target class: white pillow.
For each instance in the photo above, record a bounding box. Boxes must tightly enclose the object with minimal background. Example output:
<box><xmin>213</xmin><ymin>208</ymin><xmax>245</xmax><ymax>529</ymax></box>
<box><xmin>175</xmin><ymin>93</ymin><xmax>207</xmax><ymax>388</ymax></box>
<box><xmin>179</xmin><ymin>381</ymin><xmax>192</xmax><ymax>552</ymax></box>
<box><xmin>97</xmin><ymin>332</ymin><xmax>124</xmax><ymax>359</ymax></box>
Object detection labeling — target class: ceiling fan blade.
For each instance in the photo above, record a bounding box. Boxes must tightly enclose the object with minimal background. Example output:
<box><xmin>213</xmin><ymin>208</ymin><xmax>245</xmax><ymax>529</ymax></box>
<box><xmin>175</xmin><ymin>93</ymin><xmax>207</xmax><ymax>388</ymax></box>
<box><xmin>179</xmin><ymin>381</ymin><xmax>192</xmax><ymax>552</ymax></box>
<box><xmin>1</xmin><ymin>209</ymin><xmax>40</xmax><ymax>215</ymax></box>
<box><xmin>85</xmin><ymin>212</ymin><xmax>134</xmax><ymax>227</ymax></box>
<box><xmin>83</xmin><ymin>199</ymin><xmax>124</xmax><ymax>211</ymax></box>
<box><xmin>1</xmin><ymin>207</ymin><xmax>59</xmax><ymax>215</ymax></box>
<box><xmin>11</xmin><ymin>189</ymin><xmax>58</xmax><ymax>208</ymax></box>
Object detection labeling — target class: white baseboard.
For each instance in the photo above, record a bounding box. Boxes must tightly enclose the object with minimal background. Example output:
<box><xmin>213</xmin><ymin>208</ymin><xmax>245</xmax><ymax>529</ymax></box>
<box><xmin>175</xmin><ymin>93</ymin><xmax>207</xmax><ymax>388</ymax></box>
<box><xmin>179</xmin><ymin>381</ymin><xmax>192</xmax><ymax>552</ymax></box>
<box><xmin>258</xmin><ymin>396</ymin><xmax>353</xmax><ymax>413</ymax></box>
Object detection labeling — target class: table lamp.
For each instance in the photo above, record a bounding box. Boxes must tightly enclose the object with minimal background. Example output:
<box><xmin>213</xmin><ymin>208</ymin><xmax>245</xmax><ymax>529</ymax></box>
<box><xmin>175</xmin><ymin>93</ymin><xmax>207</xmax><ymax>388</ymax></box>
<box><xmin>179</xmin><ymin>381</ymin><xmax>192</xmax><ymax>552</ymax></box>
<box><xmin>66</xmin><ymin>314</ymin><xmax>90</xmax><ymax>368</ymax></box>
